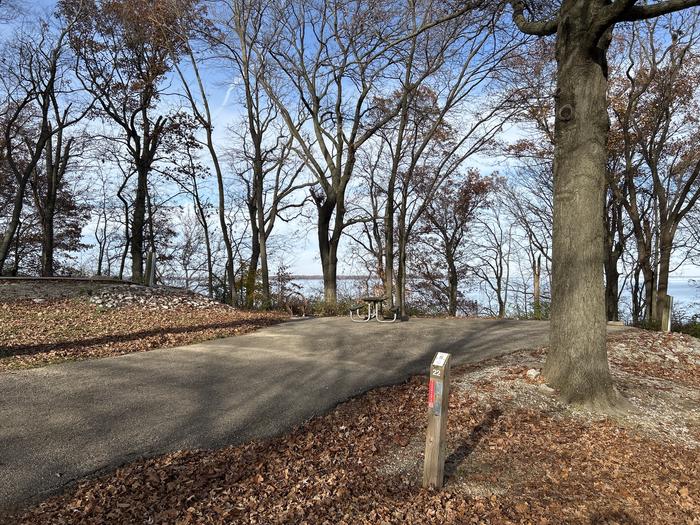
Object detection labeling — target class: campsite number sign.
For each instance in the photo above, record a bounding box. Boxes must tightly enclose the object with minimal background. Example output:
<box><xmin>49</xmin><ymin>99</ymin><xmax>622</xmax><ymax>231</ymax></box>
<box><xmin>423</xmin><ymin>352</ymin><xmax>451</xmax><ymax>489</ymax></box>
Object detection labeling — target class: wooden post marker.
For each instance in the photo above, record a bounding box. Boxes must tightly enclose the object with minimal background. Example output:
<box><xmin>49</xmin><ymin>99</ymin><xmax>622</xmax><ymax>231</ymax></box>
<box><xmin>423</xmin><ymin>351</ymin><xmax>451</xmax><ymax>489</ymax></box>
<box><xmin>661</xmin><ymin>295</ymin><xmax>673</xmax><ymax>333</ymax></box>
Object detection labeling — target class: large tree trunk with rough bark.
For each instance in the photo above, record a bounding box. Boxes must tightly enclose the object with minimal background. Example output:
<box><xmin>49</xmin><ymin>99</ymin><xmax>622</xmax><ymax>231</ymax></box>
<box><xmin>319</xmin><ymin>239</ymin><xmax>338</xmax><ymax>305</ymax></box>
<box><xmin>542</xmin><ymin>6</ymin><xmax>618</xmax><ymax>409</ymax></box>
<box><xmin>509</xmin><ymin>0</ymin><xmax>700</xmax><ymax>413</ymax></box>
<box><xmin>317</xmin><ymin>199</ymin><xmax>339</xmax><ymax>304</ymax></box>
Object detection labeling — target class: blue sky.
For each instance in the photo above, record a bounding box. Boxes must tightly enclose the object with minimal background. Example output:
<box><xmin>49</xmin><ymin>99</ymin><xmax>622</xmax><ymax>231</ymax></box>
<box><xmin>5</xmin><ymin>0</ymin><xmax>700</xmax><ymax>297</ymax></box>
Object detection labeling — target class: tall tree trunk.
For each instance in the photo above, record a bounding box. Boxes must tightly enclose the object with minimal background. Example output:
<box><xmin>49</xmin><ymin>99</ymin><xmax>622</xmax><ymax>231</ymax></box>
<box><xmin>40</xmin><ymin>214</ymin><xmax>55</xmax><ymax>277</ymax></box>
<box><xmin>603</xmin><ymin>230</ymin><xmax>622</xmax><ymax>322</ymax></box>
<box><xmin>246</xmin><ymin>200</ymin><xmax>260</xmax><ymax>308</ymax></box>
<box><xmin>203</xmin><ymin>226</ymin><xmax>214</xmax><ymax>298</ymax></box>
<box><xmin>603</xmin><ymin>193</ymin><xmax>624</xmax><ymax>322</ymax></box>
<box><xmin>396</xmin><ymin>189</ymin><xmax>410</xmax><ymax>318</ymax></box>
<box><xmin>39</xmin><ymin>135</ymin><xmax>56</xmax><ymax>277</ymax></box>
<box><xmin>533</xmin><ymin>254</ymin><xmax>542</xmax><ymax>319</ymax></box>
<box><xmin>626</xmin><ymin>210</ymin><xmax>655</xmax><ymax>321</ymax></box>
<box><xmin>447</xmin><ymin>260</ymin><xmax>458</xmax><ymax>317</ymax></box>
<box><xmin>631</xmin><ymin>265</ymin><xmax>643</xmax><ymax>324</ymax></box>
<box><xmin>0</xmin><ymin>182</ymin><xmax>27</xmax><ymax>274</ymax></box>
<box><xmin>543</xmin><ymin>13</ymin><xmax>618</xmax><ymax>409</ymax></box>
<box><xmin>397</xmin><ymin>231</ymin><xmax>408</xmax><ymax>319</ymax></box>
<box><xmin>191</xmin><ymin>181</ymin><xmax>214</xmax><ymax>298</ymax></box>
<box><xmin>497</xmin><ymin>289</ymin><xmax>506</xmax><ymax>318</ymax></box>
<box><xmin>200</xmin><ymin>218</ymin><xmax>214</xmax><ymax>299</ymax></box>
<box><xmin>319</xmin><ymin>236</ymin><xmax>338</xmax><ymax>304</ymax></box>
<box><xmin>96</xmin><ymin>218</ymin><xmax>106</xmax><ymax>277</ymax></box>
<box><xmin>384</xmin><ymin>186</ymin><xmax>395</xmax><ymax>308</ymax></box>
<box><xmin>259</xmin><ymin>236</ymin><xmax>270</xmax><ymax>306</ymax></box>
<box><xmin>655</xmin><ymin>229</ymin><xmax>673</xmax><ymax>325</ymax></box>
<box><xmin>39</xmin><ymin>175</ymin><xmax>57</xmax><ymax>277</ymax></box>
<box><xmin>38</xmin><ymin>130</ymin><xmax>72</xmax><ymax>277</ymax></box>
<box><xmin>317</xmin><ymin>199</ymin><xmax>339</xmax><ymax>304</ymax></box>
<box><xmin>604</xmin><ymin>255</ymin><xmax>620</xmax><ymax>322</ymax></box>
<box><xmin>131</xmin><ymin>166</ymin><xmax>147</xmax><ymax>283</ymax></box>
<box><xmin>397</xmin><ymin>250</ymin><xmax>407</xmax><ymax>318</ymax></box>
<box><xmin>642</xmin><ymin>263</ymin><xmax>655</xmax><ymax>322</ymax></box>
<box><xmin>178</xmin><ymin>46</ymin><xmax>234</xmax><ymax>304</ymax></box>
<box><xmin>258</xmin><ymin>191</ymin><xmax>274</xmax><ymax>308</ymax></box>
<box><xmin>117</xmin><ymin>182</ymin><xmax>130</xmax><ymax>281</ymax></box>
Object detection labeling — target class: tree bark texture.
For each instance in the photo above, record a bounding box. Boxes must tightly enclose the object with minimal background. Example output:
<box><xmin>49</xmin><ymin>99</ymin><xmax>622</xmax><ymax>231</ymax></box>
<box><xmin>246</xmin><ymin>199</ymin><xmax>260</xmax><ymax>308</ymax></box>
<box><xmin>317</xmin><ymin>198</ymin><xmax>339</xmax><ymax>304</ymax></box>
<box><xmin>543</xmin><ymin>2</ymin><xmax>617</xmax><ymax>408</ymax></box>
<box><xmin>130</xmin><ymin>166</ymin><xmax>148</xmax><ymax>283</ymax></box>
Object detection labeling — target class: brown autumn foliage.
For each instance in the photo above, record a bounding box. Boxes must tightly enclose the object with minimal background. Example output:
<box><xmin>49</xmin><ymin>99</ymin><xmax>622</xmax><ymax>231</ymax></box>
<box><xmin>0</xmin><ymin>299</ymin><xmax>285</xmax><ymax>372</ymax></box>
<box><xmin>8</xmin><ymin>329</ymin><xmax>699</xmax><ymax>524</ymax></box>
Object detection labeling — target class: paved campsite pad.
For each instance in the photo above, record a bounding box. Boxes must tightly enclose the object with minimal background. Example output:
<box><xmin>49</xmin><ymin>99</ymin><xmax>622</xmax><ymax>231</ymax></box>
<box><xmin>0</xmin><ymin>317</ymin><xmax>608</xmax><ymax>511</ymax></box>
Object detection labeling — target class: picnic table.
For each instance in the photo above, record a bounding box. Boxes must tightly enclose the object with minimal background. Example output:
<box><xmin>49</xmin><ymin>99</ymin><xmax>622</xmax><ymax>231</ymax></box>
<box><xmin>349</xmin><ymin>296</ymin><xmax>399</xmax><ymax>323</ymax></box>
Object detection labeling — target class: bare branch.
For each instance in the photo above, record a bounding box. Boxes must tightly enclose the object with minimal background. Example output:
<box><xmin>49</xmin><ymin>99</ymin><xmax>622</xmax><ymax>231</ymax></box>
<box><xmin>600</xmin><ymin>0</ymin><xmax>640</xmax><ymax>27</ymax></box>
<box><xmin>509</xmin><ymin>0</ymin><xmax>557</xmax><ymax>36</ymax></box>
<box><xmin>619</xmin><ymin>0</ymin><xmax>700</xmax><ymax>22</ymax></box>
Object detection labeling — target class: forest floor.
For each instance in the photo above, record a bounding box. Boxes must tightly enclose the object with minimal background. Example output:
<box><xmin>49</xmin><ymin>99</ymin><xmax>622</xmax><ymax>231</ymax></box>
<box><xmin>0</xmin><ymin>291</ymin><xmax>285</xmax><ymax>372</ymax></box>
<box><xmin>8</xmin><ymin>329</ymin><xmax>699</xmax><ymax>524</ymax></box>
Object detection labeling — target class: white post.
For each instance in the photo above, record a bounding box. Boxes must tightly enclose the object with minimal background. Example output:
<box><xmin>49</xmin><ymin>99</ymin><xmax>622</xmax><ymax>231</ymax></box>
<box><xmin>661</xmin><ymin>295</ymin><xmax>673</xmax><ymax>333</ymax></box>
<box><xmin>145</xmin><ymin>251</ymin><xmax>156</xmax><ymax>287</ymax></box>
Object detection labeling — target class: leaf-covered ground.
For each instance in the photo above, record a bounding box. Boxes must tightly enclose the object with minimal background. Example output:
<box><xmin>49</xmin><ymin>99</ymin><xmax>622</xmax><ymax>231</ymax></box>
<box><xmin>0</xmin><ymin>299</ymin><xmax>286</xmax><ymax>372</ymax></box>
<box><xmin>7</xmin><ymin>330</ymin><xmax>700</xmax><ymax>524</ymax></box>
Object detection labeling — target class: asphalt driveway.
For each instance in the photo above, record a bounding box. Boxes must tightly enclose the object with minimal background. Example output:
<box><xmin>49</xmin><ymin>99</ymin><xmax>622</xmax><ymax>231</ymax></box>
<box><xmin>0</xmin><ymin>317</ymin><xmax>553</xmax><ymax>511</ymax></box>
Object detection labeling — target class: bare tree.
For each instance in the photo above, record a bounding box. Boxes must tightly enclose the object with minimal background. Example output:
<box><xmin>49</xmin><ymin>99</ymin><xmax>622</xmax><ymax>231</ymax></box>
<box><xmin>619</xmin><ymin>17</ymin><xmax>700</xmax><ymax>322</ymax></box>
<box><xmin>154</xmin><ymin>0</ymin><xmax>240</xmax><ymax>304</ymax></box>
<box><xmin>158</xmin><ymin>113</ymin><xmax>215</xmax><ymax>297</ymax></box>
<box><xmin>210</xmin><ymin>0</ymin><xmax>312</xmax><ymax>307</ymax></box>
<box><xmin>357</xmin><ymin>3</ymin><xmax>523</xmax><ymax>317</ymax></box>
<box><xmin>0</xmin><ymin>16</ymin><xmax>87</xmax><ymax>274</ymax></box>
<box><xmin>471</xmin><ymin>196</ymin><xmax>513</xmax><ymax>318</ymax></box>
<box><xmin>258</xmin><ymin>0</ymin><xmax>409</xmax><ymax>303</ymax></box>
<box><xmin>63</xmin><ymin>0</ymin><xmax>193</xmax><ymax>283</ymax></box>
<box><xmin>415</xmin><ymin>170</ymin><xmax>493</xmax><ymax>316</ymax></box>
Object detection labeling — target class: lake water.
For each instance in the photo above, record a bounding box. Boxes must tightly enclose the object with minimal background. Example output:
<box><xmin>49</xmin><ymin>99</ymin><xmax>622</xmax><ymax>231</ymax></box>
<box><xmin>667</xmin><ymin>277</ymin><xmax>699</xmax><ymax>304</ymax></box>
<box><xmin>290</xmin><ymin>275</ymin><xmax>700</xmax><ymax>313</ymax></box>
